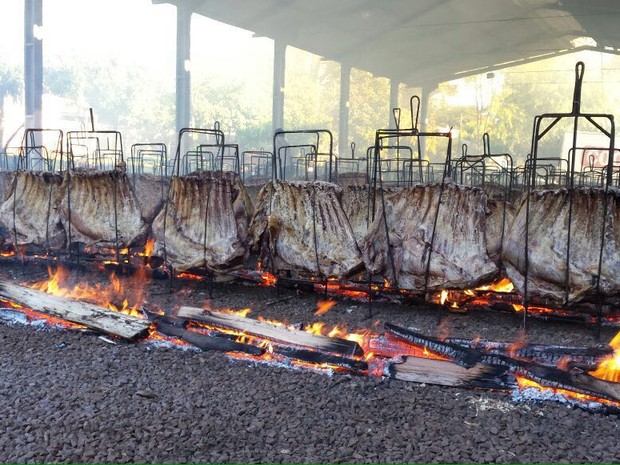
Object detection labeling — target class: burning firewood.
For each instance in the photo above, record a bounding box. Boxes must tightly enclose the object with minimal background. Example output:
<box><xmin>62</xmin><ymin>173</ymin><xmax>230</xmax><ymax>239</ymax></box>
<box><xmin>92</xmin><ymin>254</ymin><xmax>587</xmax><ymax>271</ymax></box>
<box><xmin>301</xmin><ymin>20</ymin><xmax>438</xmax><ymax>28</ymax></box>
<box><xmin>385</xmin><ymin>323</ymin><xmax>620</xmax><ymax>405</ymax></box>
<box><xmin>0</xmin><ymin>281</ymin><xmax>149</xmax><ymax>340</ymax></box>
<box><xmin>176</xmin><ymin>306</ymin><xmax>364</xmax><ymax>358</ymax></box>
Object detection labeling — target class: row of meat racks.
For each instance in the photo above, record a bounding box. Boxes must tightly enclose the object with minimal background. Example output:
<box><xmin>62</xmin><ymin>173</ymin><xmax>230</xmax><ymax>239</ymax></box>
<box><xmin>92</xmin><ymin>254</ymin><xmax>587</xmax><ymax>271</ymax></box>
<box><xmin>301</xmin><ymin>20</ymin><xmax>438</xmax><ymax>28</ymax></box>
<box><xmin>0</xmin><ymin>62</ymin><xmax>617</xmax><ymax>332</ymax></box>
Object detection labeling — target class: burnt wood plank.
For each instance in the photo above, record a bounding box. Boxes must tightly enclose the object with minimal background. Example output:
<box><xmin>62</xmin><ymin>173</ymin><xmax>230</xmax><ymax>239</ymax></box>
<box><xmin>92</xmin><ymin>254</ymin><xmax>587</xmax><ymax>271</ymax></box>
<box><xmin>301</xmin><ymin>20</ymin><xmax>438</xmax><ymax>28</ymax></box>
<box><xmin>446</xmin><ymin>337</ymin><xmax>611</xmax><ymax>367</ymax></box>
<box><xmin>273</xmin><ymin>346</ymin><xmax>368</xmax><ymax>373</ymax></box>
<box><xmin>0</xmin><ymin>281</ymin><xmax>149</xmax><ymax>340</ymax></box>
<box><xmin>177</xmin><ymin>306</ymin><xmax>363</xmax><ymax>357</ymax></box>
<box><xmin>384</xmin><ymin>323</ymin><xmax>481</xmax><ymax>368</ymax></box>
<box><xmin>388</xmin><ymin>356</ymin><xmax>511</xmax><ymax>390</ymax></box>
<box><xmin>155</xmin><ymin>318</ymin><xmax>264</xmax><ymax>355</ymax></box>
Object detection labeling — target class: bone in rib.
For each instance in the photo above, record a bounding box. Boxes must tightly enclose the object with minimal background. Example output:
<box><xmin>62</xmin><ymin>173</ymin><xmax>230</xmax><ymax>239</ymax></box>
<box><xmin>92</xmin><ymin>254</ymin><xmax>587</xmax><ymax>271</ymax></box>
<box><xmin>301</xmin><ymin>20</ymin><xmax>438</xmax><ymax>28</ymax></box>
<box><xmin>58</xmin><ymin>169</ymin><xmax>149</xmax><ymax>248</ymax></box>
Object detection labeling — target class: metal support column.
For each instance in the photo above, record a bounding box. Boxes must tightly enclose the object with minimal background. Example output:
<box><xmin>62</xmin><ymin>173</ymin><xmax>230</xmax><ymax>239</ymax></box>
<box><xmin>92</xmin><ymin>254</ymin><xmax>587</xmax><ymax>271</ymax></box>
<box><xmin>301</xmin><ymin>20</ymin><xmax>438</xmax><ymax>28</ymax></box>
<box><xmin>176</xmin><ymin>4</ymin><xmax>191</xmax><ymax>136</ymax></box>
<box><xmin>24</xmin><ymin>0</ymin><xmax>43</xmax><ymax>130</ymax></box>
<box><xmin>418</xmin><ymin>83</ymin><xmax>437</xmax><ymax>157</ymax></box>
<box><xmin>338</xmin><ymin>64</ymin><xmax>351</xmax><ymax>156</ymax></box>
<box><xmin>272</xmin><ymin>40</ymin><xmax>286</xmax><ymax>134</ymax></box>
<box><xmin>389</xmin><ymin>79</ymin><xmax>399</xmax><ymax>128</ymax></box>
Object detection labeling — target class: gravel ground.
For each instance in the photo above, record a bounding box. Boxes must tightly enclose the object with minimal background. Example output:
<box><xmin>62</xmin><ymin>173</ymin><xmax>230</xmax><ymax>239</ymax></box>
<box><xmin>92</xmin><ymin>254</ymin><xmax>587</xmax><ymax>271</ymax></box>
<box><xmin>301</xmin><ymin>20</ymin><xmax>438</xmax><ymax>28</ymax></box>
<box><xmin>1</xmin><ymin>263</ymin><xmax>620</xmax><ymax>463</ymax></box>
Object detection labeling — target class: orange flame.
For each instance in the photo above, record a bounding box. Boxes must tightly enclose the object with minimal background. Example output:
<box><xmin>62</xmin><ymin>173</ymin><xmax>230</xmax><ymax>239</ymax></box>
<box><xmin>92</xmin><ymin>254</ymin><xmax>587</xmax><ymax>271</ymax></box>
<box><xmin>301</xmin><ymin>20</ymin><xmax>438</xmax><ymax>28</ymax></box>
<box><xmin>589</xmin><ymin>330</ymin><xmax>620</xmax><ymax>383</ymax></box>
<box><xmin>476</xmin><ymin>277</ymin><xmax>515</xmax><ymax>293</ymax></box>
<box><xmin>258</xmin><ymin>271</ymin><xmax>278</xmax><ymax>287</ymax></box>
<box><xmin>30</xmin><ymin>265</ymin><xmax>146</xmax><ymax>318</ymax></box>
<box><xmin>141</xmin><ymin>238</ymin><xmax>155</xmax><ymax>258</ymax></box>
<box><xmin>315</xmin><ymin>300</ymin><xmax>336</xmax><ymax>316</ymax></box>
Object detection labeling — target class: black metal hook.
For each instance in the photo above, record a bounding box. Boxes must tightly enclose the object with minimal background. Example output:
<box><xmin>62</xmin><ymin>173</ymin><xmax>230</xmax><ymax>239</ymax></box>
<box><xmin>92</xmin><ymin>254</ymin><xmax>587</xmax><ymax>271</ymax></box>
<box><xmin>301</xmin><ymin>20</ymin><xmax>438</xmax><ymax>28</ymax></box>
<box><xmin>392</xmin><ymin>107</ymin><xmax>401</xmax><ymax>129</ymax></box>
<box><xmin>350</xmin><ymin>141</ymin><xmax>356</xmax><ymax>158</ymax></box>
<box><xmin>572</xmin><ymin>61</ymin><xmax>585</xmax><ymax>115</ymax></box>
<box><xmin>482</xmin><ymin>132</ymin><xmax>491</xmax><ymax>156</ymax></box>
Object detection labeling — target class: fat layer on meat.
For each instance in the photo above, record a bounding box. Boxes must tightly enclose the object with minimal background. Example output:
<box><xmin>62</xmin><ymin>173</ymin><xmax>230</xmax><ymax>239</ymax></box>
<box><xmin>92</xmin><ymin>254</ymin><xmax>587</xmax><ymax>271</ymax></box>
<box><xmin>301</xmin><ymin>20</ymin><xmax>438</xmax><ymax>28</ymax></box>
<box><xmin>0</xmin><ymin>170</ymin><xmax>65</xmax><ymax>249</ymax></box>
<box><xmin>362</xmin><ymin>183</ymin><xmax>498</xmax><ymax>291</ymax></box>
<box><xmin>249</xmin><ymin>180</ymin><xmax>363</xmax><ymax>278</ymax></box>
<box><xmin>341</xmin><ymin>185</ymin><xmax>373</xmax><ymax>245</ymax></box>
<box><xmin>58</xmin><ymin>169</ymin><xmax>148</xmax><ymax>248</ymax></box>
<box><xmin>503</xmin><ymin>187</ymin><xmax>620</xmax><ymax>304</ymax></box>
<box><xmin>486</xmin><ymin>198</ymin><xmax>513</xmax><ymax>265</ymax></box>
<box><xmin>129</xmin><ymin>174</ymin><xmax>170</xmax><ymax>224</ymax></box>
<box><xmin>151</xmin><ymin>172</ymin><xmax>248</xmax><ymax>272</ymax></box>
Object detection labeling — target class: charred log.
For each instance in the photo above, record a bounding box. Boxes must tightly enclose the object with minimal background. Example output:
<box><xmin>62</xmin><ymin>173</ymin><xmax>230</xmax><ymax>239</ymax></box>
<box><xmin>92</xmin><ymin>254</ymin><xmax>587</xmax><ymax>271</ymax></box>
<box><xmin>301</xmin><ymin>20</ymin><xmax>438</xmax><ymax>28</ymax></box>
<box><xmin>388</xmin><ymin>356</ymin><xmax>511</xmax><ymax>390</ymax></box>
<box><xmin>384</xmin><ymin>323</ymin><xmax>482</xmax><ymax>368</ymax></box>
<box><xmin>0</xmin><ymin>281</ymin><xmax>149</xmax><ymax>340</ymax></box>
<box><xmin>154</xmin><ymin>318</ymin><xmax>264</xmax><ymax>355</ymax></box>
<box><xmin>177</xmin><ymin>306</ymin><xmax>364</xmax><ymax>358</ymax></box>
<box><xmin>274</xmin><ymin>346</ymin><xmax>368</xmax><ymax>373</ymax></box>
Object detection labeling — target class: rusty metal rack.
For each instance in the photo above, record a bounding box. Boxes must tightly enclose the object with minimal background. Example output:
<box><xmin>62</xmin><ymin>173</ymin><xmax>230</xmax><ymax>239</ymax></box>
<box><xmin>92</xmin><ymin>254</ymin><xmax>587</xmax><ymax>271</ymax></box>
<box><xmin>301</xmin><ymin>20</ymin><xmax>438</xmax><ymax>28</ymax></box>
<box><xmin>364</xmin><ymin>95</ymin><xmax>453</xmax><ymax>314</ymax></box>
<box><xmin>260</xmin><ymin>129</ymin><xmax>335</xmax><ymax>296</ymax></box>
<box><xmin>19</xmin><ymin>128</ymin><xmax>65</xmax><ymax>171</ymax></box>
<box><xmin>334</xmin><ymin>142</ymin><xmax>369</xmax><ymax>186</ymax></box>
<box><xmin>129</xmin><ymin>143</ymin><xmax>168</xmax><ymax>176</ymax></box>
<box><xmin>521</xmin><ymin>62</ymin><xmax>616</xmax><ymax>333</ymax></box>
<box><xmin>242</xmin><ymin>150</ymin><xmax>273</xmax><ymax>184</ymax></box>
<box><xmin>66</xmin><ymin>130</ymin><xmax>123</xmax><ymax>170</ymax></box>
<box><xmin>572</xmin><ymin>147</ymin><xmax>620</xmax><ymax>187</ymax></box>
<box><xmin>273</xmin><ymin>129</ymin><xmax>334</xmax><ymax>182</ymax></box>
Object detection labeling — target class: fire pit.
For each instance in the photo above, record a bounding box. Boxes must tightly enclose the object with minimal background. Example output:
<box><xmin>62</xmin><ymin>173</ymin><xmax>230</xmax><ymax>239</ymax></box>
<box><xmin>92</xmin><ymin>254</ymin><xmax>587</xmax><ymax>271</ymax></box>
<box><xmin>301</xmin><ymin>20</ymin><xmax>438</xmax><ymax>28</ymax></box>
<box><xmin>1</xmin><ymin>262</ymin><xmax>620</xmax><ymax>463</ymax></box>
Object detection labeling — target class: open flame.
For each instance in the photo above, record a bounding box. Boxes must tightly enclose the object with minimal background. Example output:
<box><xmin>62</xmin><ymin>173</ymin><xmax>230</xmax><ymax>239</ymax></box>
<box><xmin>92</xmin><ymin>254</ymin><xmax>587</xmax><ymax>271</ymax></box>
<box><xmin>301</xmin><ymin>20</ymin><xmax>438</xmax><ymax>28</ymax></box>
<box><xmin>589</xmin><ymin>330</ymin><xmax>620</xmax><ymax>383</ymax></box>
<box><xmin>31</xmin><ymin>265</ymin><xmax>146</xmax><ymax>318</ymax></box>
<box><xmin>315</xmin><ymin>299</ymin><xmax>336</xmax><ymax>315</ymax></box>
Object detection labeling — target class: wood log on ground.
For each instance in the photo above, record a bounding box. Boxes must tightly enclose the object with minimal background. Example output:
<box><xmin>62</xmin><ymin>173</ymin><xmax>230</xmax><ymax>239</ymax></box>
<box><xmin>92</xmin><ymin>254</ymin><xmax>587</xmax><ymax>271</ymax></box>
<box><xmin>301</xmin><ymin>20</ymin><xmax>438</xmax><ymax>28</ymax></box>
<box><xmin>0</xmin><ymin>281</ymin><xmax>149</xmax><ymax>340</ymax></box>
<box><xmin>154</xmin><ymin>318</ymin><xmax>264</xmax><ymax>355</ymax></box>
<box><xmin>177</xmin><ymin>306</ymin><xmax>363</xmax><ymax>357</ymax></box>
<box><xmin>388</xmin><ymin>356</ymin><xmax>511</xmax><ymax>390</ymax></box>
<box><xmin>273</xmin><ymin>345</ymin><xmax>368</xmax><ymax>373</ymax></box>
<box><xmin>386</xmin><ymin>323</ymin><xmax>620</xmax><ymax>403</ymax></box>
<box><xmin>384</xmin><ymin>323</ymin><xmax>482</xmax><ymax>368</ymax></box>
<box><xmin>446</xmin><ymin>337</ymin><xmax>612</xmax><ymax>367</ymax></box>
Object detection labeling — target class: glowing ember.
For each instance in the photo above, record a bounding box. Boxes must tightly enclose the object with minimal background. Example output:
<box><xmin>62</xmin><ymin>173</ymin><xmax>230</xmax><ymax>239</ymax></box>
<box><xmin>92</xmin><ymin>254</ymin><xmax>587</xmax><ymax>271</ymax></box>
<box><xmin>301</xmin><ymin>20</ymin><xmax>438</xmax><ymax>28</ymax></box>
<box><xmin>176</xmin><ymin>272</ymin><xmax>203</xmax><ymax>281</ymax></box>
<box><xmin>258</xmin><ymin>271</ymin><xmax>278</xmax><ymax>287</ymax></box>
<box><xmin>315</xmin><ymin>300</ymin><xmax>336</xmax><ymax>315</ymax></box>
<box><xmin>515</xmin><ymin>376</ymin><xmax>620</xmax><ymax>408</ymax></box>
<box><xmin>589</xmin><ymin>330</ymin><xmax>620</xmax><ymax>383</ymax></box>
<box><xmin>439</xmin><ymin>289</ymin><xmax>449</xmax><ymax>305</ymax></box>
